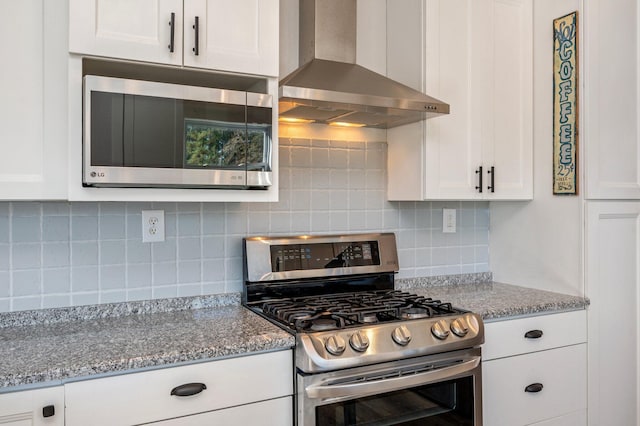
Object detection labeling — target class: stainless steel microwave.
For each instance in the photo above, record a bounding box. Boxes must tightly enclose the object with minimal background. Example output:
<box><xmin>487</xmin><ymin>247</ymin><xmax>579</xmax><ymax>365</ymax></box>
<box><xmin>83</xmin><ymin>75</ymin><xmax>273</xmax><ymax>189</ymax></box>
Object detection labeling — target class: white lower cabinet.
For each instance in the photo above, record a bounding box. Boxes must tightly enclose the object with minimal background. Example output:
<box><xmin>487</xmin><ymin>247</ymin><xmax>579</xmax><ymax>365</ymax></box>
<box><xmin>64</xmin><ymin>350</ymin><xmax>293</xmax><ymax>426</ymax></box>
<box><xmin>0</xmin><ymin>386</ymin><xmax>64</xmax><ymax>426</ymax></box>
<box><xmin>482</xmin><ymin>311</ymin><xmax>587</xmax><ymax>426</ymax></box>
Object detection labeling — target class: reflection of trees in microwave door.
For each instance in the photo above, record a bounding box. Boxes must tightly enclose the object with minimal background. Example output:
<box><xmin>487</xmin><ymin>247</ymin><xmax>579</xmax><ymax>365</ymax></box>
<box><xmin>184</xmin><ymin>122</ymin><xmax>265</xmax><ymax>168</ymax></box>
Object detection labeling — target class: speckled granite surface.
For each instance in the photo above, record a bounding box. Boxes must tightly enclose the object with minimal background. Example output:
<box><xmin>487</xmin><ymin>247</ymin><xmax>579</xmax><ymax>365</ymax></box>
<box><xmin>397</xmin><ymin>277</ymin><xmax>589</xmax><ymax>320</ymax></box>
<box><xmin>0</xmin><ymin>296</ymin><xmax>293</xmax><ymax>391</ymax></box>
<box><xmin>1</xmin><ymin>275</ymin><xmax>588</xmax><ymax>392</ymax></box>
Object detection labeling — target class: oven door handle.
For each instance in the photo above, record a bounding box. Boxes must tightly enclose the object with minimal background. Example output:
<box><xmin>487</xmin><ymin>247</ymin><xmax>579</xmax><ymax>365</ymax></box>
<box><xmin>305</xmin><ymin>356</ymin><xmax>481</xmax><ymax>400</ymax></box>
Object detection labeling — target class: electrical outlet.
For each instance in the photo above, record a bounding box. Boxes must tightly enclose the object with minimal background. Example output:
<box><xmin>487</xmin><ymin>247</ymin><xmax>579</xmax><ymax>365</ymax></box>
<box><xmin>142</xmin><ymin>210</ymin><xmax>165</xmax><ymax>243</ymax></box>
<box><xmin>442</xmin><ymin>208</ymin><xmax>456</xmax><ymax>233</ymax></box>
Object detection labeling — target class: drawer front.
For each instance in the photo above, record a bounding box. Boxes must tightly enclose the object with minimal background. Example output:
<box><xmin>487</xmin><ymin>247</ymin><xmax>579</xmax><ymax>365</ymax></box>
<box><xmin>529</xmin><ymin>410</ymin><xmax>586</xmax><ymax>426</ymax></box>
<box><xmin>148</xmin><ymin>396</ymin><xmax>293</xmax><ymax>426</ymax></box>
<box><xmin>65</xmin><ymin>350</ymin><xmax>293</xmax><ymax>426</ymax></box>
<box><xmin>483</xmin><ymin>310</ymin><xmax>586</xmax><ymax>360</ymax></box>
<box><xmin>482</xmin><ymin>344</ymin><xmax>586</xmax><ymax>426</ymax></box>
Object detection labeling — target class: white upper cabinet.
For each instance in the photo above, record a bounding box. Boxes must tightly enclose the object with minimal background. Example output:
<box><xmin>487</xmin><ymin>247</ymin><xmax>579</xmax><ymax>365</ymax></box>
<box><xmin>69</xmin><ymin>0</ymin><xmax>279</xmax><ymax>77</ymax></box>
<box><xmin>68</xmin><ymin>0</ymin><xmax>183</xmax><ymax>66</ymax></box>
<box><xmin>387</xmin><ymin>0</ymin><xmax>533</xmax><ymax>201</ymax></box>
<box><xmin>0</xmin><ymin>0</ymin><xmax>67</xmax><ymax>200</ymax></box>
<box><xmin>183</xmin><ymin>0</ymin><xmax>278</xmax><ymax>76</ymax></box>
<box><xmin>584</xmin><ymin>0</ymin><xmax>640</xmax><ymax>199</ymax></box>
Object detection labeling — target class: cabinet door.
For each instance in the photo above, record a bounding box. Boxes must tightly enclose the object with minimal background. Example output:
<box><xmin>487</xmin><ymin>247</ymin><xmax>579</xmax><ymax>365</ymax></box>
<box><xmin>183</xmin><ymin>0</ymin><xmax>278</xmax><ymax>76</ymax></box>
<box><xmin>586</xmin><ymin>201</ymin><xmax>640</xmax><ymax>425</ymax></box>
<box><xmin>69</xmin><ymin>0</ymin><xmax>183</xmax><ymax>66</ymax></box>
<box><xmin>584</xmin><ymin>0</ymin><xmax>640</xmax><ymax>199</ymax></box>
<box><xmin>0</xmin><ymin>387</ymin><xmax>64</xmax><ymax>426</ymax></box>
<box><xmin>387</xmin><ymin>0</ymin><xmax>532</xmax><ymax>201</ymax></box>
<box><xmin>387</xmin><ymin>0</ymin><xmax>482</xmax><ymax>201</ymax></box>
<box><xmin>484</xmin><ymin>0</ymin><xmax>533</xmax><ymax>200</ymax></box>
<box><xmin>0</xmin><ymin>0</ymin><xmax>67</xmax><ymax>199</ymax></box>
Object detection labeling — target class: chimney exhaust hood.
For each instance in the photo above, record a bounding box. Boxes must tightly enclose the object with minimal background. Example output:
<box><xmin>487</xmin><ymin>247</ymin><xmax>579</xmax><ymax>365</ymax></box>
<box><xmin>279</xmin><ymin>0</ymin><xmax>449</xmax><ymax>129</ymax></box>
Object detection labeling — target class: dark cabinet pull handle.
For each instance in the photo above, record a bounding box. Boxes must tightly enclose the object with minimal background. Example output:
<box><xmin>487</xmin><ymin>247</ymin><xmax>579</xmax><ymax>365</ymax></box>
<box><xmin>524</xmin><ymin>329</ymin><xmax>543</xmax><ymax>339</ymax></box>
<box><xmin>487</xmin><ymin>166</ymin><xmax>495</xmax><ymax>192</ymax></box>
<box><xmin>525</xmin><ymin>383</ymin><xmax>544</xmax><ymax>393</ymax></box>
<box><xmin>192</xmin><ymin>16</ymin><xmax>200</xmax><ymax>55</ymax></box>
<box><xmin>42</xmin><ymin>405</ymin><xmax>55</xmax><ymax>418</ymax></box>
<box><xmin>171</xmin><ymin>382</ymin><xmax>207</xmax><ymax>397</ymax></box>
<box><xmin>475</xmin><ymin>166</ymin><xmax>483</xmax><ymax>193</ymax></box>
<box><xmin>168</xmin><ymin>12</ymin><xmax>175</xmax><ymax>52</ymax></box>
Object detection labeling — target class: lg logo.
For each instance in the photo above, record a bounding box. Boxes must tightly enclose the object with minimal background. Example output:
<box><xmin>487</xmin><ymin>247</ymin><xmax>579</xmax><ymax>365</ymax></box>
<box><xmin>90</xmin><ymin>171</ymin><xmax>105</xmax><ymax>178</ymax></box>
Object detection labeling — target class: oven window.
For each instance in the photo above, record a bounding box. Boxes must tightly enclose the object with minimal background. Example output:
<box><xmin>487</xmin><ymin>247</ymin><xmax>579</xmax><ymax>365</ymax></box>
<box><xmin>315</xmin><ymin>377</ymin><xmax>474</xmax><ymax>426</ymax></box>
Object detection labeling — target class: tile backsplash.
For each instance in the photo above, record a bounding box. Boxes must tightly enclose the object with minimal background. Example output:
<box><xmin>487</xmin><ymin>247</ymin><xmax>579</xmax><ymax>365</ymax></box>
<box><xmin>0</xmin><ymin>135</ymin><xmax>489</xmax><ymax>312</ymax></box>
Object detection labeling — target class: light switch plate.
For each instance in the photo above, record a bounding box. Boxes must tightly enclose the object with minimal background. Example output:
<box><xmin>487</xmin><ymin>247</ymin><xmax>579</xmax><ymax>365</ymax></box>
<box><xmin>442</xmin><ymin>208</ymin><xmax>456</xmax><ymax>233</ymax></box>
<box><xmin>142</xmin><ymin>210</ymin><xmax>165</xmax><ymax>242</ymax></box>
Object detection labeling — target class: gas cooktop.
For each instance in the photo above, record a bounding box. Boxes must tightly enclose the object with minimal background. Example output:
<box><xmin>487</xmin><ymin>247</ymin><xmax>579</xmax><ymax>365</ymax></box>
<box><xmin>243</xmin><ymin>233</ymin><xmax>484</xmax><ymax>373</ymax></box>
<box><xmin>249</xmin><ymin>290</ymin><xmax>464</xmax><ymax>333</ymax></box>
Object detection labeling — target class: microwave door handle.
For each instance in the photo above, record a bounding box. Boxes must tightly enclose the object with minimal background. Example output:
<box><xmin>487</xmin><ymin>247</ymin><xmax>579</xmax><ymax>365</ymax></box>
<box><xmin>305</xmin><ymin>356</ymin><xmax>481</xmax><ymax>400</ymax></box>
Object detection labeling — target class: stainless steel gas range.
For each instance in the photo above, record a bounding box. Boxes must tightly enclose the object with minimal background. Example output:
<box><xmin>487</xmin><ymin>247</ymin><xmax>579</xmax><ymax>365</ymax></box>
<box><xmin>243</xmin><ymin>233</ymin><xmax>484</xmax><ymax>426</ymax></box>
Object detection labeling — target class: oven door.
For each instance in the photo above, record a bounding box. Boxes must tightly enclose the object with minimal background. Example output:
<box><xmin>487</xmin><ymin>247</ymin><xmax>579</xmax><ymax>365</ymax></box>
<box><xmin>297</xmin><ymin>348</ymin><xmax>482</xmax><ymax>426</ymax></box>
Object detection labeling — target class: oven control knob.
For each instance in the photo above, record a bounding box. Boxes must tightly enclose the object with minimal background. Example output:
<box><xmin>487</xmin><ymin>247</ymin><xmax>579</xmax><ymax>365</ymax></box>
<box><xmin>431</xmin><ymin>319</ymin><xmax>450</xmax><ymax>340</ymax></box>
<box><xmin>325</xmin><ymin>334</ymin><xmax>346</xmax><ymax>356</ymax></box>
<box><xmin>392</xmin><ymin>325</ymin><xmax>412</xmax><ymax>346</ymax></box>
<box><xmin>349</xmin><ymin>331</ymin><xmax>370</xmax><ymax>352</ymax></box>
<box><xmin>450</xmin><ymin>317</ymin><xmax>469</xmax><ymax>337</ymax></box>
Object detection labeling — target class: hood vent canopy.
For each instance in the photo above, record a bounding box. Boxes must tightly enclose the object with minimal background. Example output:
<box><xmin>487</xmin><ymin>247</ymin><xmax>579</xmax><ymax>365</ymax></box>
<box><xmin>279</xmin><ymin>0</ymin><xmax>449</xmax><ymax>129</ymax></box>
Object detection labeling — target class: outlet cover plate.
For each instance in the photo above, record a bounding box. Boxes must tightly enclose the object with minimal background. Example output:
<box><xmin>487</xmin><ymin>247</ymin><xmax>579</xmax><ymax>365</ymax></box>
<box><xmin>442</xmin><ymin>208</ymin><xmax>456</xmax><ymax>233</ymax></box>
<box><xmin>142</xmin><ymin>210</ymin><xmax>165</xmax><ymax>242</ymax></box>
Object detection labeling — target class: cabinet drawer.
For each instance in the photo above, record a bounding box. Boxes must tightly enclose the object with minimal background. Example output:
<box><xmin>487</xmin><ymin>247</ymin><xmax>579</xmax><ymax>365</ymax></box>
<box><xmin>483</xmin><ymin>310</ymin><xmax>586</xmax><ymax>360</ymax></box>
<box><xmin>529</xmin><ymin>410</ymin><xmax>586</xmax><ymax>426</ymax></box>
<box><xmin>148</xmin><ymin>396</ymin><xmax>293</xmax><ymax>425</ymax></box>
<box><xmin>482</xmin><ymin>344</ymin><xmax>586</xmax><ymax>426</ymax></box>
<box><xmin>65</xmin><ymin>350</ymin><xmax>293</xmax><ymax>426</ymax></box>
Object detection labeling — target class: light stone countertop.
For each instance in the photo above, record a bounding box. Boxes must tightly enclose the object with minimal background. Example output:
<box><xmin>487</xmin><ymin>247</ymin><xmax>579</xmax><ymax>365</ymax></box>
<box><xmin>396</xmin><ymin>275</ymin><xmax>589</xmax><ymax>321</ymax></box>
<box><xmin>1</xmin><ymin>274</ymin><xmax>588</xmax><ymax>391</ymax></box>
<box><xmin>0</xmin><ymin>296</ymin><xmax>294</xmax><ymax>391</ymax></box>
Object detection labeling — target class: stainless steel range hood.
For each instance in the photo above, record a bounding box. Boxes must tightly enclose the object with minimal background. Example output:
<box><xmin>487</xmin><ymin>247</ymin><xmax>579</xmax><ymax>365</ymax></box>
<box><xmin>279</xmin><ymin>0</ymin><xmax>449</xmax><ymax>129</ymax></box>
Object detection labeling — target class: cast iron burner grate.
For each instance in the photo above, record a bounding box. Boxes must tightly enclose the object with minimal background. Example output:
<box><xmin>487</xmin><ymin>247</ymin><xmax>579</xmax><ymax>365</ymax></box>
<box><xmin>251</xmin><ymin>290</ymin><xmax>464</xmax><ymax>332</ymax></box>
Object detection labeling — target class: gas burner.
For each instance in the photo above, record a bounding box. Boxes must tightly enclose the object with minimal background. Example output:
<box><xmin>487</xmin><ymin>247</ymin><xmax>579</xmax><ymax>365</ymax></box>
<box><xmin>400</xmin><ymin>307</ymin><xmax>432</xmax><ymax>320</ymax></box>
<box><xmin>294</xmin><ymin>311</ymin><xmax>349</xmax><ymax>332</ymax></box>
<box><xmin>361</xmin><ymin>313</ymin><xmax>379</xmax><ymax>323</ymax></box>
<box><xmin>310</xmin><ymin>318</ymin><xmax>340</xmax><ymax>331</ymax></box>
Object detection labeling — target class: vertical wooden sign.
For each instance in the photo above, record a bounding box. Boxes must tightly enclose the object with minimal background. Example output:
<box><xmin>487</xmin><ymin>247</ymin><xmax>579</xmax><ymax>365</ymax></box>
<box><xmin>553</xmin><ymin>12</ymin><xmax>578</xmax><ymax>195</ymax></box>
